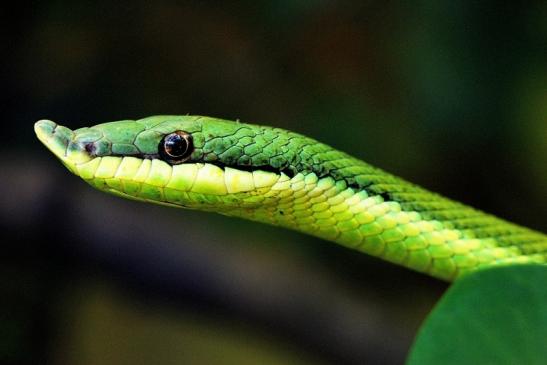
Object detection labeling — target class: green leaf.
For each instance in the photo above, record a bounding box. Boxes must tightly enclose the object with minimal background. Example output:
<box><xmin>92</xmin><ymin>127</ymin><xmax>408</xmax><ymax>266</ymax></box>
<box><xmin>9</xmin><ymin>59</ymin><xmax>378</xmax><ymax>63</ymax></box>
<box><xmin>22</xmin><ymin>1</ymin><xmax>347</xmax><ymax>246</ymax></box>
<box><xmin>407</xmin><ymin>265</ymin><xmax>547</xmax><ymax>365</ymax></box>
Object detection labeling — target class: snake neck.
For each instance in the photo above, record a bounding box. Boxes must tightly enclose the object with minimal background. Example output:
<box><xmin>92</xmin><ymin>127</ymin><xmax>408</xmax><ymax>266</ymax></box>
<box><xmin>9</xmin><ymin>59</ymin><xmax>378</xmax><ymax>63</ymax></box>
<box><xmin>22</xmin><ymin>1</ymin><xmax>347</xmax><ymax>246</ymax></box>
<box><xmin>222</xmin><ymin>161</ymin><xmax>547</xmax><ymax>281</ymax></box>
<box><xmin>81</xmin><ymin>153</ymin><xmax>547</xmax><ymax>282</ymax></box>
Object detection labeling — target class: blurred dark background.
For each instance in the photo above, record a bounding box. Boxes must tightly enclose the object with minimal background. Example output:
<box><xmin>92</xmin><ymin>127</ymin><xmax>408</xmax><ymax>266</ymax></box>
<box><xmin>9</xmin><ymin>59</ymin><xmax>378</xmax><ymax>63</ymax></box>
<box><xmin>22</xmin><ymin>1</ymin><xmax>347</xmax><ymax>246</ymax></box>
<box><xmin>2</xmin><ymin>1</ymin><xmax>546</xmax><ymax>364</ymax></box>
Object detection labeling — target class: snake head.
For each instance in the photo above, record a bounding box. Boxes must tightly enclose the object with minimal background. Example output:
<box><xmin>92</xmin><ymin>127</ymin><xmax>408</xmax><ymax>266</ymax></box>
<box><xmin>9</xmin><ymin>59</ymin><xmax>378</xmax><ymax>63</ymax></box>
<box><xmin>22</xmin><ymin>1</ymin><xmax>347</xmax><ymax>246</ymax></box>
<box><xmin>34</xmin><ymin>116</ymin><xmax>327</xmax><ymax>214</ymax></box>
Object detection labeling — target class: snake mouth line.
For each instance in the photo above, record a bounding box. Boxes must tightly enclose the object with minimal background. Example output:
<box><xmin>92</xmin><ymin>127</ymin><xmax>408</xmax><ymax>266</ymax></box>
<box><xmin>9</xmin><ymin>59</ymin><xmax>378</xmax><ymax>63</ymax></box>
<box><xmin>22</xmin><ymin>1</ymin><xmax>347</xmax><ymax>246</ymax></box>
<box><xmin>73</xmin><ymin>154</ymin><xmax>298</xmax><ymax>180</ymax></box>
<box><xmin>208</xmin><ymin>161</ymin><xmax>296</xmax><ymax>179</ymax></box>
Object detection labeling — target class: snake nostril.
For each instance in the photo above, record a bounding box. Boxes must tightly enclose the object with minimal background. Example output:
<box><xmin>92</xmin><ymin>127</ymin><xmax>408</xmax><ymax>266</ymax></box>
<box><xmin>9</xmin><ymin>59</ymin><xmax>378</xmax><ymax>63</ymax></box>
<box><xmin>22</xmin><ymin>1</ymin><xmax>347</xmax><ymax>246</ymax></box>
<box><xmin>84</xmin><ymin>142</ymin><xmax>96</xmax><ymax>155</ymax></box>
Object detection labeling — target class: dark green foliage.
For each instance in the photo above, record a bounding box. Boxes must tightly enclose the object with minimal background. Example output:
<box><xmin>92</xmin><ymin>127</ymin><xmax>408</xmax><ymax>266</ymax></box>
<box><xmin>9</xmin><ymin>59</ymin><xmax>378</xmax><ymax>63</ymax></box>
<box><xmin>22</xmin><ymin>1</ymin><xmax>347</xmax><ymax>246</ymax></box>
<box><xmin>407</xmin><ymin>265</ymin><xmax>547</xmax><ymax>365</ymax></box>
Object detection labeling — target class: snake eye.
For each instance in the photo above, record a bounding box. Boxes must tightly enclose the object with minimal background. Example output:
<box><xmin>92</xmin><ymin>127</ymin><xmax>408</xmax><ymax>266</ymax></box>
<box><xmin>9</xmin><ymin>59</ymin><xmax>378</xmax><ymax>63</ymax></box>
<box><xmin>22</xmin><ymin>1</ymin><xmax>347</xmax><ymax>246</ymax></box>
<box><xmin>159</xmin><ymin>131</ymin><xmax>193</xmax><ymax>163</ymax></box>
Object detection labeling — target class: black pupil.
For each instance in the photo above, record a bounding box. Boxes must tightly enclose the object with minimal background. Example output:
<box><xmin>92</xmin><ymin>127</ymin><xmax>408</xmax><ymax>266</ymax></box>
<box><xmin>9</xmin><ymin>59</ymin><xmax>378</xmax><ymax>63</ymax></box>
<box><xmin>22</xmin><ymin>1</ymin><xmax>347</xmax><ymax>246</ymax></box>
<box><xmin>165</xmin><ymin>134</ymin><xmax>188</xmax><ymax>157</ymax></box>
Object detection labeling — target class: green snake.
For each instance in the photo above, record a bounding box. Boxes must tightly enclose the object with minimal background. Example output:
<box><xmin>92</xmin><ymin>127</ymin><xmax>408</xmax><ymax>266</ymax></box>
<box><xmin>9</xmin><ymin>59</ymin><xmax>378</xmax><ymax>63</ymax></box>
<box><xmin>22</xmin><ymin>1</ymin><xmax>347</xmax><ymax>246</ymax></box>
<box><xmin>34</xmin><ymin>115</ymin><xmax>546</xmax><ymax>281</ymax></box>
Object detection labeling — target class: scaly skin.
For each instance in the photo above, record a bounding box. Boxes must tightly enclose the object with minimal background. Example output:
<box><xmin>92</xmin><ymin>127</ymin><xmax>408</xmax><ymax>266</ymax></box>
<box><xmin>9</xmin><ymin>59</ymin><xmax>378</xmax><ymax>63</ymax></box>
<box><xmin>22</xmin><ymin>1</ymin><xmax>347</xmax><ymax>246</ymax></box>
<box><xmin>34</xmin><ymin>115</ymin><xmax>547</xmax><ymax>281</ymax></box>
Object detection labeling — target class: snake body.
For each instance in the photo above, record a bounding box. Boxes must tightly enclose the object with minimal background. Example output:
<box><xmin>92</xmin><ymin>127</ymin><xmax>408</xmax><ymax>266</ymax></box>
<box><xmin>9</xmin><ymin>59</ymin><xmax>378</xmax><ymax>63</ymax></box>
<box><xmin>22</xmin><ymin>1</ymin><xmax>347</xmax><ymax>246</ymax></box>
<box><xmin>35</xmin><ymin>115</ymin><xmax>547</xmax><ymax>281</ymax></box>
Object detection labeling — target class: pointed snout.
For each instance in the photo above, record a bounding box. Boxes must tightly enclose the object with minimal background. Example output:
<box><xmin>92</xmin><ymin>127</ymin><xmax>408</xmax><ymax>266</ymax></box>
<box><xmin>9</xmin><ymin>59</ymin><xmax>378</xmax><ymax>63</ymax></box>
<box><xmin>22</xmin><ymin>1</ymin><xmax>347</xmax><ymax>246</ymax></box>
<box><xmin>34</xmin><ymin>119</ymin><xmax>58</xmax><ymax>145</ymax></box>
<box><xmin>34</xmin><ymin>119</ymin><xmax>85</xmax><ymax>174</ymax></box>
<box><xmin>34</xmin><ymin>119</ymin><xmax>73</xmax><ymax>157</ymax></box>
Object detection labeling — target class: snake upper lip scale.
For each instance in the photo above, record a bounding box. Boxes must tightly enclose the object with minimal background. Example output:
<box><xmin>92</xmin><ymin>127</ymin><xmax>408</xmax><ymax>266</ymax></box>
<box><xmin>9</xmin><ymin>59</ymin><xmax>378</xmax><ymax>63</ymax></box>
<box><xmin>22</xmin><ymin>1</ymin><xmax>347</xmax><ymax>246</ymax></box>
<box><xmin>34</xmin><ymin>115</ymin><xmax>547</xmax><ymax>281</ymax></box>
